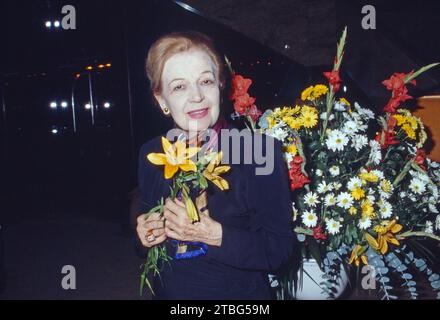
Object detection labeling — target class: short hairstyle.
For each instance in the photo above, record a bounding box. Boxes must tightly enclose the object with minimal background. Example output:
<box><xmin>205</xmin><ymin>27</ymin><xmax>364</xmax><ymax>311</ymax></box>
<box><xmin>145</xmin><ymin>31</ymin><xmax>226</xmax><ymax>95</ymax></box>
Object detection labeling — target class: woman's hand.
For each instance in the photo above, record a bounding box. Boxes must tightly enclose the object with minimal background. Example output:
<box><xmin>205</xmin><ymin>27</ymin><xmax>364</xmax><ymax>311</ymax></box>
<box><xmin>136</xmin><ymin>212</ymin><xmax>167</xmax><ymax>247</ymax></box>
<box><xmin>163</xmin><ymin>198</ymin><xmax>223</xmax><ymax>247</ymax></box>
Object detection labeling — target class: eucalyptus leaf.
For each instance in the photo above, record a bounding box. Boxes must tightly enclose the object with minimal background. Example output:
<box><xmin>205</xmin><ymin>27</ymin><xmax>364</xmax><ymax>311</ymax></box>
<box><xmin>402</xmin><ymin>273</ymin><xmax>413</xmax><ymax>280</ymax></box>
<box><xmin>431</xmin><ymin>280</ymin><xmax>440</xmax><ymax>289</ymax></box>
<box><xmin>429</xmin><ymin>274</ymin><xmax>439</xmax><ymax>282</ymax></box>
<box><xmin>396</xmin><ymin>264</ymin><xmax>408</xmax><ymax>272</ymax></box>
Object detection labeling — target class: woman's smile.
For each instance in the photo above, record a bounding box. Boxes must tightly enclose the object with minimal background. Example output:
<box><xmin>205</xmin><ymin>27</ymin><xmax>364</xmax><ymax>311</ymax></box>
<box><xmin>187</xmin><ymin>107</ymin><xmax>210</xmax><ymax>120</ymax></box>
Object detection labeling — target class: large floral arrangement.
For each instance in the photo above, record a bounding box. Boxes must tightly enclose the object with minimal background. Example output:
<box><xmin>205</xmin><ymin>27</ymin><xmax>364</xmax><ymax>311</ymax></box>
<box><xmin>230</xmin><ymin>27</ymin><xmax>440</xmax><ymax>299</ymax></box>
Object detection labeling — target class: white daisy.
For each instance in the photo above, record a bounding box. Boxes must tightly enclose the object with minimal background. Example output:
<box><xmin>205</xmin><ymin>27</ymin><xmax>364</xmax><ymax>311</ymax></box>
<box><xmin>371</xmin><ymin>170</ymin><xmax>385</xmax><ymax>180</ymax></box>
<box><xmin>347</xmin><ymin>177</ymin><xmax>363</xmax><ymax>191</ymax></box>
<box><xmin>304</xmin><ymin>192</ymin><xmax>320</xmax><ymax>207</ymax></box>
<box><xmin>332</xmin><ymin>182</ymin><xmax>343</xmax><ymax>191</ymax></box>
<box><xmin>435</xmin><ymin>215</ymin><xmax>440</xmax><ymax>231</ymax></box>
<box><xmin>425</xmin><ymin>221</ymin><xmax>434</xmax><ymax>234</ymax></box>
<box><xmin>429</xmin><ymin>201</ymin><xmax>439</xmax><ymax>214</ymax></box>
<box><xmin>337</xmin><ymin>192</ymin><xmax>354</xmax><ymax>209</ymax></box>
<box><xmin>267</xmin><ymin>126</ymin><xmax>288</xmax><ymax>141</ymax></box>
<box><xmin>320</xmin><ymin>112</ymin><xmax>335</xmax><ymax>121</ymax></box>
<box><xmin>409</xmin><ymin>178</ymin><xmax>427</xmax><ymax>195</ymax></box>
<box><xmin>324</xmin><ymin>193</ymin><xmax>336</xmax><ymax>207</ymax></box>
<box><xmin>358</xmin><ymin>217</ymin><xmax>372</xmax><ymax>230</ymax></box>
<box><xmin>329</xmin><ymin>165</ymin><xmax>340</xmax><ymax>177</ymax></box>
<box><xmin>379</xmin><ymin>200</ymin><xmax>393</xmax><ymax>219</ymax></box>
<box><xmin>379</xmin><ymin>179</ymin><xmax>393</xmax><ymax>199</ymax></box>
<box><xmin>351</xmin><ymin>134</ymin><xmax>368</xmax><ymax>152</ymax></box>
<box><xmin>326</xmin><ymin>130</ymin><xmax>349</xmax><ymax>152</ymax></box>
<box><xmin>301</xmin><ymin>210</ymin><xmax>318</xmax><ymax>228</ymax></box>
<box><xmin>342</xmin><ymin>120</ymin><xmax>359</xmax><ymax>136</ymax></box>
<box><xmin>368</xmin><ymin>140</ymin><xmax>382</xmax><ymax>165</ymax></box>
<box><xmin>317</xmin><ymin>181</ymin><xmax>333</xmax><ymax>194</ymax></box>
<box><xmin>334</xmin><ymin>101</ymin><xmax>347</xmax><ymax>111</ymax></box>
<box><xmin>326</xmin><ymin>218</ymin><xmax>341</xmax><ymax>235</ymax></box>
<box><xmin>354</xmin><ymin>102</ymin><xmax>375</xmax><ymax>119</ymax></box>
<box><xmin>315</xmin><ymin>169</ymin><xmax>323</xmax><ymax>177</ymax></box>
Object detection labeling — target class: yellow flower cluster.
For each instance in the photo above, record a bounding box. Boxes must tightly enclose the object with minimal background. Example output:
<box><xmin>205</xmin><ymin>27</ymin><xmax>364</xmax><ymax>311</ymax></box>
<box><xmin>284</xmin><ymin>144</ymin><xmax>298</xmax><ymax>156</ymax></box>
<box><xmin>393</xmin><ymin>109</ymin><xmax>427</xmax><ymax>147</ymax></box>
<box><xmin>348</xmin><ymin>171</ymin><xmax>393</xmax><ymax>221</ymax></box>
<box><xmin>267</xmin><ymin>105</ymin><xmax>319</xmax><ymax>130</ymax></box>
<box><xmin>339</xmin><ymin>97</ymin><xmax>351</xmax><ymax>107</ymax></box>
<box><xmin>301</xmin><ymin>84</ymin><xmax>328</xmax><ymax>101</ymax></box>
<box><xmin>359</xmin><ymin>172</ymin><xmax>379</xmax><ymax>183</ymax></box>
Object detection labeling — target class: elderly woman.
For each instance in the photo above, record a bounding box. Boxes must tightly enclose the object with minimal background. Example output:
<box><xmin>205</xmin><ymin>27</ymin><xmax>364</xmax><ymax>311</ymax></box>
<box><xmin>136</xmin><ymin>31</ymin><xmax>295</xmax><ymax>300</ymax></box>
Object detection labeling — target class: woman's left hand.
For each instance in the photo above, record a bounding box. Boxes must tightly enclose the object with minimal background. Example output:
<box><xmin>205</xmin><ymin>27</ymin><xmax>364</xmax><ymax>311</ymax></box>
<box><xmin>163</xmin><ymin>197</ymin><xmax>223</xmax><ymax>247</ymax></box>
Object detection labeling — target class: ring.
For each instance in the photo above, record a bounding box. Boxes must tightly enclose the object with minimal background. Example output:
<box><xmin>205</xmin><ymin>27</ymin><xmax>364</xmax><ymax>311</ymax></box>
<box><xmin>146</xmin><ymin>230</ymin><xmax>156</xmax><ymax>242</ymax></box>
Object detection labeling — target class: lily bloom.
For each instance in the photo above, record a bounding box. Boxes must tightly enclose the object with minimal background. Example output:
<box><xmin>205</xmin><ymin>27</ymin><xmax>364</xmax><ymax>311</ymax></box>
<box><xmin>147</xmin><ymin>137</ymin><xmax>199</xmax><ymax>179</ymax></box>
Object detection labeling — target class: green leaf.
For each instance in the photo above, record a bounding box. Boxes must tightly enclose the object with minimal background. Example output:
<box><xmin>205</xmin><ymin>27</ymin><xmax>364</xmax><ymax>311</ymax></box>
<box><xmin>199</xmin><ymin>174</ymin><xmax>208</xmax><ymax>190</ymax></box>
<box><xmin>405</xmin><ymin>63</ymin><xmax>440</xmax><ymax>83</ymax></box>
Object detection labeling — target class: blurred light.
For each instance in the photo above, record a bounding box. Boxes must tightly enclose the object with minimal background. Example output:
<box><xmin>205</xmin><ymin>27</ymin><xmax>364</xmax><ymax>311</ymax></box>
<box><xmin>51</xmin><ymin>129</ymin><xmax>58</xmax><ymax>134</ymax></box>
<box><xmin>50</xmin><ymin>102</ymin><xmax>57</xmax><ymax>109</ymax></box>
<box><xmin>98</xmin><ymin>64</ymin><xmax>105</xmax><ymax>69</ymax></box>
<box><xmin>174</xmin><ymin>1</ymin><xmax>202</xmax><ymax>15</ymax></box>
<box><xmin>106</xmin><ymin>63</ymin><xmax>112</xmax><ymax>68</ymax></box>
<box><xmin>54</xmin><ymin>21</ymin><xmax>61</xmax><ymax>28</ymax></box>
<box><xmin>284</xmin><ymin>44</ymin><xmax>290</xmax><ymax>50</ymax></box>
<box><xmin>86</xmin><ymin>66</ymin><xmax>93</xmax><ymax>71</ymax></box>
<box><xmin>85</xmin><ymin>103</ymin><xmax>92</xmax><ymax>110</ymax></box>
<box><xmin>45</xmin><ymin>21</ymin><xmax>52</xmax><ymax>28</ymax></box>
<box><xmin>343</xmin><ymin>86</ymin><xmax>347</xmax><ymax>93</ymax></box>
<box><xmin>103</xmin><ymin>102</ymin><xmax>111</xmax><ymax>109</ymax></box>
<box><xmin>75</xmin><ymin>73</ymin><xmax>81</xmax><ymax>78</ymax></box>
<box><xmin>61</xmin><ymin>101</ymin><xmax>68</xmax><ymax>108</ymax></box>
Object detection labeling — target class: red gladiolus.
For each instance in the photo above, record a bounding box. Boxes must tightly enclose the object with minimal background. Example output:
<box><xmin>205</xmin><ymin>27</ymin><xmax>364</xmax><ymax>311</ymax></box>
<box><xmin>312</xmin><ymin>225</ymin><xmax>327</xmax><ymax>241</ymax></box>
<box><xmin>415</xmin><ymin>149</ymin><xmax>426</xmax><ymax>171</ymax></box>
<box><xmin>290</xmin><ymin>173</ymin><xmax>311</xmax><ymax>191</ymax></box>
<box><xmin>247</xmin><ymin>104</ymin><xmax>262</xmax><ymax>122</ymax></box>
<box><xmin>233</xmin><ymin>93</ymin><xmax>256</xmax><ymax>115</ymax></box>
<box><xmin>382</xmin><ymin>72</ymin><xmax>416</xmax><ymax>93</ymax></box>
<box><xmin>229</xmin><ymin>74</ymin><xmax>262</xmax><ymax>120</ymax></box>
<box><xmin>323</xmin><ymin>70</ymin><xmax>341</xmax><ymax>93</ymax></box>
<box><xmin>230</xmin><ymin>75</ymin><xmax>253</xmax><ymax>100</ymax></box>
<box><xmin>375</xmin><ymin>130</ymin><xmax>399</xmax><ymax>149</ymax></box>
<box><xmin>288</xmin><ymin>156</ymin><xmax>310</xmax><ymax>191</ymax></box>
<box><xmin>382</xmin><ymin>71</ymin><xmax>416</xmax><ymax>114</ymax></box>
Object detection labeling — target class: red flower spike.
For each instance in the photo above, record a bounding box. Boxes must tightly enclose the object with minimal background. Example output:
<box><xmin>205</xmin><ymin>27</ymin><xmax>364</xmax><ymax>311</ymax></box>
<box><xmin>323</xmin><ymin>70</ymin><xmax>341</xmax><ymax>93</ymax></box>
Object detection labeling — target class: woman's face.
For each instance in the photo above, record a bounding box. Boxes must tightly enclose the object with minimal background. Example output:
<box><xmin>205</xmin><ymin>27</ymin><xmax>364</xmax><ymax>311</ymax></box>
<box><xmin>154</xmin><ymin>49</ymin><xmax>221</xmax><ymax>132</ymax></box>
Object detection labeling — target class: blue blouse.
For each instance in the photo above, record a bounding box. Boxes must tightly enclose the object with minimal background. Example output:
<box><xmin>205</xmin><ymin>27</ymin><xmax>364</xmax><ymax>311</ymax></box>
<box><xmin>137</xmin><ymin>128</ymin><xmax>296</xmax><ymax>300</ymax></box>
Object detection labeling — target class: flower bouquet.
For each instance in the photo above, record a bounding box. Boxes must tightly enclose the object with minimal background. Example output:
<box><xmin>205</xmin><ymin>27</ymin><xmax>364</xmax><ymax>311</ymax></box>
<box><xmin>231</xmin><ymin>27</ymin><xmax>440</xmax><ymax>299</ymax></box>
<box><xmin>139</xmin><ymin>136</ymin><xmax>230</xmax><ymax>295</ymax></box>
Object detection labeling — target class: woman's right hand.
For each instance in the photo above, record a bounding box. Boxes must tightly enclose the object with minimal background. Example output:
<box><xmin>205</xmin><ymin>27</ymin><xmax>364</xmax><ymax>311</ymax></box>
<box><xmin>136</xmin><ymin>212</ymin><xmax>167</xmax><ymax>247</ymax></box>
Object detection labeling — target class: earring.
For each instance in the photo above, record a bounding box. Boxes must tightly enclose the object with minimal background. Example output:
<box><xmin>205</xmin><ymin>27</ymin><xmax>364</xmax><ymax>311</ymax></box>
<box><xmin>163</xmin><ymin>107</ymin><xmax>170</xmax><ymax>116</ymax></box>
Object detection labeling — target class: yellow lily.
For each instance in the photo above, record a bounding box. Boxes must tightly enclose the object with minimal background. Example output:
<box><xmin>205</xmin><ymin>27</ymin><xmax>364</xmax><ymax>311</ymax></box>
<box><xmin>180</xmin><ymin>184</ymin><xmax>199</xmax><ymax>223</ymax></box>
<box><xmin>349</xmin><ymin>245</ymin><xmax>368</xmax><ymax>267</ymax></box>
<box><xmin>365</xmin><ymin>220</ymin><xmax>403</xmax><ymax>255</ymax></box>
<box><xmin>203</xmin><ymin>151</ymin><xmax>231</xmax><ymax>191</ymax></box>
<box><xmin>147</xmin><ymin>137</ymin><xmax>199</xmax><ymax>179</ymax></box>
